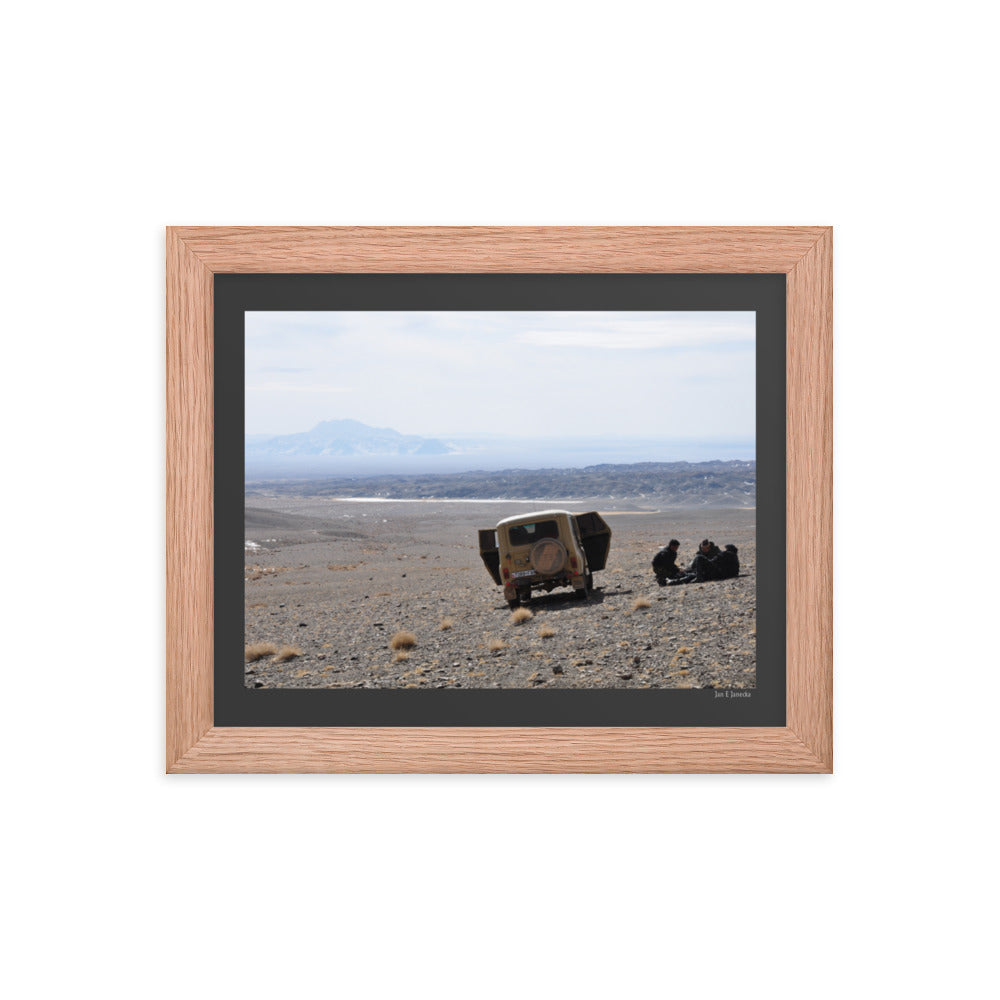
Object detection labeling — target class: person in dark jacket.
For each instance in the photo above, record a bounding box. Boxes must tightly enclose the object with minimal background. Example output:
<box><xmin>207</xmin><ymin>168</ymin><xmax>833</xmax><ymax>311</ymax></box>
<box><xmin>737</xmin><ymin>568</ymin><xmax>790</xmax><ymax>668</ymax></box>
<box><xmin>669</xmin><ymin>539</ymin><xmax>717</xmax><ymax>585</ymax></box>
<box><xmin>715</xmin><ymin>544</ymin><xmax>740</xmax><ymax>580</ymax></box>
<box><xmin>652</xmin><ymin>539</ymin><xmax>682</xmax><ymax>585</ymax></box>
<box><xmin>694</xmin><ymin>539</ymin><xmax>721</xmax><ymax>563</ymax></box>
<box><xmin>668</xmin><ymin>541</ymin><xmax>739</xmax><ymax>585</ymax></box>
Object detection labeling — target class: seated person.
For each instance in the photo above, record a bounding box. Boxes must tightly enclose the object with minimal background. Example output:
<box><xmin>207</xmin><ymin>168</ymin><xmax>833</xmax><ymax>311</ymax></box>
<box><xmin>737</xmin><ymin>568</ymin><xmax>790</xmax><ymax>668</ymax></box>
<box><xmin>652</xmin><ymin>539</ymin><xmax>681</xmax><ymax>585</ymax></box>
<box><xmin>668</xmin><ymin>541</ymin><xmax>739</xmax><ymax>585</ymax></box>
<box><xmin>715</xmin><ymin>544</ymin><xmax>740</xmax><ymax>580</ymax></box>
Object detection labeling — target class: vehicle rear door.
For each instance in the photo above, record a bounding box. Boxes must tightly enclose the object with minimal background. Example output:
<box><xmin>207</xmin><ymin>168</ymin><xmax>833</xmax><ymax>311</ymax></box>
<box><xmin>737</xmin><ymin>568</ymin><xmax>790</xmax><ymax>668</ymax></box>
<box><xmin>478</xmin><ymin>528</ymin><xmax>502</xmax><ymax>584</ymax></box>
<box><xmin>574</xmin><ymin>512</ymin><xmax>612</xmax><ymax>572</ymax></box>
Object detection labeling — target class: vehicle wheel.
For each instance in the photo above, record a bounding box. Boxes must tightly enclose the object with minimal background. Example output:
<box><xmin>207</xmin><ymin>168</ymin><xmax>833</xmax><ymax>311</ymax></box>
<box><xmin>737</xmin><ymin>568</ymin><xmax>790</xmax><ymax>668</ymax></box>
<box><xmin>574</xmin><ymin>585</ymin><xmax>589</xmax><ymax>601</ymax></box>
<box><xmin>585</xmin><ymin>572</ymin><xmax>594</xmax><ymax>591</ymax></box>
<box><xmin>507</xmin><ymin>599</ymin><xmax>520</xmax><ymax>610</ymax></box>
<box><xmin>517</xmin><ymin>588</ymin><xmax>531</xmax><ymax>605</ymax></box>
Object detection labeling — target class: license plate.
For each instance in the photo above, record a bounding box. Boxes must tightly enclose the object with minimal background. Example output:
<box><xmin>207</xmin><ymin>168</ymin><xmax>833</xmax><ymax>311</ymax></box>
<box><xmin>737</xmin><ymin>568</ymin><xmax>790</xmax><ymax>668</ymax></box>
<box><xmin>512</xmin><ymin>570</ymin><xmax>534</xmax><ymax>578</ymax></box>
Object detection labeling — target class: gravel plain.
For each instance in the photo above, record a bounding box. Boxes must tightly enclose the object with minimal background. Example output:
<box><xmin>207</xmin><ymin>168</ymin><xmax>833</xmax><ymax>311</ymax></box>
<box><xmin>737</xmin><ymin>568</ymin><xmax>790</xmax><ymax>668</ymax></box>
<box><xmin>244</xmin><ymin>498</ymin><xmax>756</xmax><ymax>690</ymax></box>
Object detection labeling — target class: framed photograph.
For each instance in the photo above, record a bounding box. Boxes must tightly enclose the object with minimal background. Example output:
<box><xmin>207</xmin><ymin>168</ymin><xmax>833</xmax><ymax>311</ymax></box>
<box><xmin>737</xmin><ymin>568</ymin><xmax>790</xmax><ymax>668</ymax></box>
<box><xmin>167</xmin><ymin>227</ymin><xmax>831</xmax><ymax>773</ymax></box>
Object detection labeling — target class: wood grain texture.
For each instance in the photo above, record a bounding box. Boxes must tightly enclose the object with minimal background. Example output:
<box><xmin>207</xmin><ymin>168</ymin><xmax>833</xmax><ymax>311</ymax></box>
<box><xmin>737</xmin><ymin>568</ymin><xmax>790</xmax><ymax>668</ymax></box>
<box><xmin>169</xmin><ymin>727</ymin><xmax>825</xmax><ymax>774</ymax></box>
<box><xmin>165</xmin><ymin>226</ymin><xmax>833</xmax><ymax>773</ymax></box>
<box><xmin>166</xmin><ymin>230</ymin><xmax>214</xmax><ymax>770</ymax></box>
<box><xmin>171</xmin><ymin>226</ymin><xmax>828</xmax><ymax>274</ymax></box>
<box><xmin>786</xmin><ymin>229</ymin><xmax>834</xmax><ymax>770</ymax></box>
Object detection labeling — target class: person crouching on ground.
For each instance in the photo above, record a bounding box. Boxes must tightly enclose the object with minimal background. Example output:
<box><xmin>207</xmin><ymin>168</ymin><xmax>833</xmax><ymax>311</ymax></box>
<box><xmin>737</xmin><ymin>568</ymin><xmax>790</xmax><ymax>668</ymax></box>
<box><xmin>691</xmin><ymin>538</ymin><xmax>720</xmax><ymax>570</ymax></box>
<box><xmin>669</xmin><ymin>539</ymin><xmax>718</xmax><ymax>585</ymax></box>
<box><xmin>668</xmin><ymin>541</ymin><xmax>739</xmax><ymax>585</ymax></box>
<box><xmin>652</xmin><ymin>539</ymin><xmax>681</xmax><ymax>586</ymax></box>
<box><xmin>715</xmin><ymin>544</ymin><xmax>739</xmax><ymax>580</ymax></box>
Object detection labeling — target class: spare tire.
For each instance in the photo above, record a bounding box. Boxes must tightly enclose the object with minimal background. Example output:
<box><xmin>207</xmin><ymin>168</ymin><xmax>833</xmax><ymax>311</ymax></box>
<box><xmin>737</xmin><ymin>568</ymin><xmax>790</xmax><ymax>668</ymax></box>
<box><xmin>530</xmin><ymin>538</ymin><xmax>567</xmax><ymax>575</ymax></box>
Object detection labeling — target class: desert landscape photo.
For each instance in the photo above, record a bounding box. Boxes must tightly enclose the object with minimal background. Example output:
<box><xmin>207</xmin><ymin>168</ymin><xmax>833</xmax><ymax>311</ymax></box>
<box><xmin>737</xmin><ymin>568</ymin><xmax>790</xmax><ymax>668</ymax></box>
<box><xmin>244</xmin><ymin>311</ymin><xmax>756</xmax><ymax>691</ymax></box>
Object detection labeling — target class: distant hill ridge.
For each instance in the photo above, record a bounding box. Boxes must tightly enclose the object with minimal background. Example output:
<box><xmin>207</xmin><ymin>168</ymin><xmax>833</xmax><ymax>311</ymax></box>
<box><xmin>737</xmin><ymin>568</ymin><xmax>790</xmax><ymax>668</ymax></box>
<box><xmin>247</xmin><ymin>460</ymin><xmax>756</xmax><ymax>507</ymax></box>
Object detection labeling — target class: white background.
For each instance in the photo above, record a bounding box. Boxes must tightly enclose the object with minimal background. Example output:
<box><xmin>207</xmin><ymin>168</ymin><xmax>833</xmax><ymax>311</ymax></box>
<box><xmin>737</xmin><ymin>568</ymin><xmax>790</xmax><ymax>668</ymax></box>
<box><xmin>4</xmin><ymin>3</ymin><xmax>996</xmax><ymax>998</ymax></box>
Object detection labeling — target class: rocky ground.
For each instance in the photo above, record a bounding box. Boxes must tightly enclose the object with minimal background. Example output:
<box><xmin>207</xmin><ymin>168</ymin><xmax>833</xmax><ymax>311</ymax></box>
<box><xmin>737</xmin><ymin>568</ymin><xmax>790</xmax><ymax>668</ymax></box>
<box><xmin>243</xmin><ymin>499</ymin><xmax>756</xmax><ymax>690</ymax></box>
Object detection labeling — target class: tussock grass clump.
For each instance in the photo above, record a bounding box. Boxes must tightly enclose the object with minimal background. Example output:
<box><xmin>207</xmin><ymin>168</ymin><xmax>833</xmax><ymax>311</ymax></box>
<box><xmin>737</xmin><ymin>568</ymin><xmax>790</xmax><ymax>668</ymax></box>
<box><xmin>439</xmin><ymin>618</ymin><xmax>455</xmax><ymax>631</ymax></box>
<box><xmin>509</xmin><ymin>607</ymin><xmax>534</xmax><ymax>625</ymax></box>
<box><xmin>488</xmin><ymin>638</ymin><xmax>508</xmax><ymax>652</ymax></box>
<box><xmin>245</xmin><ymin>565</ymin><xmax>283</xmax><ymax>582</ymax></box>
<box><xmin>390</xmin><ymin>631</ymin><xmax>417</xmax><ymax>651</ymax></box>
<box><xmin>394</xmin><ymin>651</ymin><xmax>411</xmax><ymax>663</ymax></box>
<box><xmin>538</xmin><ymin>625</ymin><xmax>556</xmax><ymax>639</ymax></box>
<box><xmin>632</xmin><ymin>597</ymin><xmax>651</xmax><ymax>611</ymax></box>
<box><xmin>245</xmin><ymin>642</ymin><xmax>277</xmax><ymax>662</ymax></box>
<box><xmin>274</xmin><ymin>646</ymin><xmax>302</xmax><ymax>662</ymax></box>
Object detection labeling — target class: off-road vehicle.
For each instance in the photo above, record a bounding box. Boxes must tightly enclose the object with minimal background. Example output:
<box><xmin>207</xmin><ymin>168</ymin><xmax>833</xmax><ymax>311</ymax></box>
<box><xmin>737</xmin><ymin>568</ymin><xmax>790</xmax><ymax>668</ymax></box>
<box><xmin>478</xmin><ymin>509</ymin><xmax>612</xmax><ymax>608</ymax></box>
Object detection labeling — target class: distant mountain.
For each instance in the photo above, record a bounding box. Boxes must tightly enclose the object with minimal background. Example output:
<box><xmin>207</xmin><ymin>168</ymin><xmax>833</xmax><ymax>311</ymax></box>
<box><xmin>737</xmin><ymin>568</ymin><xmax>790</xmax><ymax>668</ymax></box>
<box><xmin>246</xmin><ymin>419</ymin><xmax>455</xmax><ymax>458</ymax></box>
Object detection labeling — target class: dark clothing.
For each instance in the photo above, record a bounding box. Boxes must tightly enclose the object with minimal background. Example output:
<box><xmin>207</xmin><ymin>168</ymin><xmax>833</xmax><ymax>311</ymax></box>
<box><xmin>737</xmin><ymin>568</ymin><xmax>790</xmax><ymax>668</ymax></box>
<box><xmin>687</xmin><ymin>543</ymin><xmax>720</xmax><ymax>573</ymax></box>
<box><xmin>715</xmin><ymin>547</ymin><xmax>740</xmax><ymax>580</ymax></box>
<box><xmin>689</xmin><ymin>552</ymin><xmax>723</xmax><ymax>582</ymax></box>
<box><xmin>668</xmin><ymin>544</ymin><xmax>739</xmax><ymax>585</ymax></box>
<box><xmin>652</xmin><ymin>546</ymin><xmax>681</xmax><ymax>584</ymax></box>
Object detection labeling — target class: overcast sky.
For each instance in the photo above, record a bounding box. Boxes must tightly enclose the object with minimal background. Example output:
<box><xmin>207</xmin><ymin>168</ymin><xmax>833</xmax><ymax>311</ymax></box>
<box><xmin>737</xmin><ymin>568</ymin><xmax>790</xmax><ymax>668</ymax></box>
<box><xmin>245</xmin><ymin>311</ymin><xmax>755</xmax><ymax>442</ymax></box>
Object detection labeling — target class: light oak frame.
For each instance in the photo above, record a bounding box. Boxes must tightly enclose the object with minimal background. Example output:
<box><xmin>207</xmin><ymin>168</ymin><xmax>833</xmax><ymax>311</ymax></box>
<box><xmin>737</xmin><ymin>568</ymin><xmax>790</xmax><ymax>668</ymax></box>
<box><xmin>167</xmin><ymin>227</ymin><xmax>832</xmax><ymax>773</ymax></box>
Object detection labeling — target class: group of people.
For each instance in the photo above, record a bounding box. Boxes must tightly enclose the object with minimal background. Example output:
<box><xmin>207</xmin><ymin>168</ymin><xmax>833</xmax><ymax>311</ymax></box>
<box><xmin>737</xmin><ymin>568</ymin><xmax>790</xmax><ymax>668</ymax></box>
<box><xmin>652</xmin><ymin>538</ymin><xmax>740</xmax><ymax>586</ymax></box>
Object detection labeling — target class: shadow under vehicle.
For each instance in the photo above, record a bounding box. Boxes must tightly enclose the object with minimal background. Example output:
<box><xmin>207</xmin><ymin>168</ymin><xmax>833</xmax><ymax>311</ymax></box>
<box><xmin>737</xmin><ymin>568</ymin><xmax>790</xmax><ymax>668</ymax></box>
<box><xmin>478</xmin><ymin>509</ymin><xmax>612</xmax><ymax>609</ymax></box>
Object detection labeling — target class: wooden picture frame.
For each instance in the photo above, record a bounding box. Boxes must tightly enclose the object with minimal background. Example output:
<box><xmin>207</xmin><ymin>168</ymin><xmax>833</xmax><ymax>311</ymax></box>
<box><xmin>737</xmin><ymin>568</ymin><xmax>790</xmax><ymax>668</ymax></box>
<box><xmin>167</xmin><ymin>226</ymin><xmax>832</xmax><ymax>773</ymax></box>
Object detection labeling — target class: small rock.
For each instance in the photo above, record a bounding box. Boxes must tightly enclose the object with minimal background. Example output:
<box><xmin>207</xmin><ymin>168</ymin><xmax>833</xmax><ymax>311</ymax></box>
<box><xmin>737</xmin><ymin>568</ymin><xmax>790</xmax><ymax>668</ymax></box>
<box><xmin>552</xmin><ymin>665</ymin><xmax>564</xmax><ymax>675</ymax></box>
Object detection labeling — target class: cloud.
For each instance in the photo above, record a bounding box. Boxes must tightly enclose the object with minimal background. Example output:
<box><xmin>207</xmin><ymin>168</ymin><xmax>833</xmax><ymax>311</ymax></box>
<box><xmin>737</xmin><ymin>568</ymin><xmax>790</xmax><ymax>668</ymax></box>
<box><xmin>244</xmin><ymin>310</ymin><xmax>755</xmax><ymax>438</ymax></box>
<box><xmin>515</xmin><ymin>313</ymin><xmax>754</xmax><ymax>350</ymax></box>
<box><xmin>246</xmin><ymin>383</ymin><xmax>354</xmax><ymax>394</ymax></box>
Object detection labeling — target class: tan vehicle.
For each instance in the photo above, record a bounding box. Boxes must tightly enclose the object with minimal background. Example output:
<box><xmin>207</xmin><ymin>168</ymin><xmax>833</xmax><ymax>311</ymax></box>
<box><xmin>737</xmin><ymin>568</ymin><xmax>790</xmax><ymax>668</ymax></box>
<box><xmin>478</xmin><ymin>509</ymin><xmax>612</xmax><ymax>608</ymax></box>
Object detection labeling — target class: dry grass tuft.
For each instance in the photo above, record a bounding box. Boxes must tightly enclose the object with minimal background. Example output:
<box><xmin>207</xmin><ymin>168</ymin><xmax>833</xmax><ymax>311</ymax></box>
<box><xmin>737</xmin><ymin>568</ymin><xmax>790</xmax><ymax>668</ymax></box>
<box><xmin>245</xmin><ymin>565</ymin><xmax>283</xmax><ymax>582</ymax></box>
<box><xmin>245</xmin><ymin>642</ymin><xmax>277</xmax><ymax>662</ymax></box>
<box><xmin>439</xmin><ymin>617</ymin><xmax>455</xmax><ymax>631</ymax></box>
<box><xmin>394</xmin><ymin>651</ymin><xmax>411</xmax><ymax>663</ymax></box>
<box><xmin>390</xmin><ymin>630</ymin><xmax>417</xmax><ymax>651</ymax></box>
<box><xmin>509</xmin><ymin>607</ymin><xmax>534</xmax><ymax>625</ymax></box>
<box><xmin>274</xmin><ymin>646</ymin><xmax>302</xmax><ymax>662</ymax></box>
<box><xmin>538</xmin><ymin>625</ymin><xmax>556</xmax><ymax>639</ymax></box>
<box><xmin>488</xmin><ymin>638</ymin><xmax>508</xmax><ymax>652</ymax></box>
<box><xmin>632</xmin><ymin>597</ymin><xmax>652</xmax><ymax>611</ymax></box>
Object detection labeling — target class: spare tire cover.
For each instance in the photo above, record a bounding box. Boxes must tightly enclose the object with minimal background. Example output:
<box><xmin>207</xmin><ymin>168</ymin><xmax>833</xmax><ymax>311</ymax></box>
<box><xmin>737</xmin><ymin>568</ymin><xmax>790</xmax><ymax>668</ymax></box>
<box><xmin>530</xmin><ymin>538</ymin><xmax>567</xmax><ymax>574</ymax></box>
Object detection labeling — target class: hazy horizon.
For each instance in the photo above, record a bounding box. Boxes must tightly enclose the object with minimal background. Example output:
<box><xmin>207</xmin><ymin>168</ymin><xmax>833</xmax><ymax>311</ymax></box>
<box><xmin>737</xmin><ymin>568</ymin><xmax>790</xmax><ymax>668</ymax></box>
<box><xmin>245</xmin><ymin>425</ymin><xmax>755</xmax><ymax>479</ymax></box>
